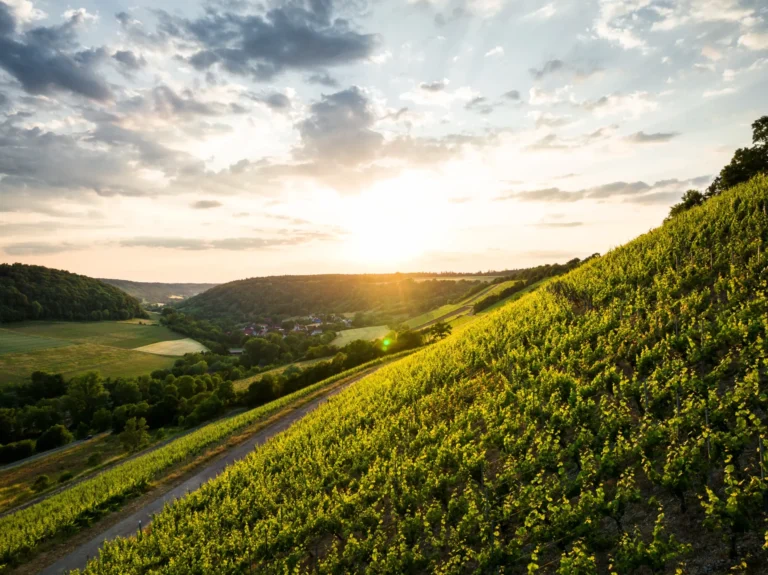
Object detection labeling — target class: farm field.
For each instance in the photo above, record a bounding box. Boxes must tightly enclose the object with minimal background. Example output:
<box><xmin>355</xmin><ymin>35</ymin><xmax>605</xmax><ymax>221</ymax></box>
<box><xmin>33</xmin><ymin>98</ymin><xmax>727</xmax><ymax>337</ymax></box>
<box><xmin>0</xmin><ymin>321</ymin><xmax>183</xmax><ymax>350</ymax></box>
<box><xmin>411</xmin><ymin>275</ymin><xmax>501</xmax><ymax>282</ymax></box>
<box><xmin>134</xmin><ymin>338</ymin><xmax>208</xmax><ymax>356</ymax></box>
<box><xmin>0</xmin><ymin>330</ymin><xmax>72</xmax><ymax>356</ymax></box>
<box><xmin>330</xmin><ymin>325</ymin><xmax>390</xmax><ymax>347</ymax></box>
<box><xmin>0</xmin><ymin>320</ymin><xmax>196</xmax><ymax>384</ymax></box>
<box><xmin>0</xmin><ymin>343</ymin><xmax>176</xmax><ymax>385</ymax></box>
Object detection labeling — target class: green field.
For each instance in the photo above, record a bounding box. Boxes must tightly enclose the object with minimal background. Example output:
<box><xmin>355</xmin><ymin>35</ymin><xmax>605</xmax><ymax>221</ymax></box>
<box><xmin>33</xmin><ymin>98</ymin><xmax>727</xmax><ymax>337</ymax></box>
<box><xmin>0</xmin><ymin>343</ymin><xmax>176</xmax><ymax>385</ymax></box>
<box><xmin>1</xmin><ymin>321</ymin><xmax>183</xmax><ymax>350</ymax></box>
<box><xmin>0</xmin><ymin>329</ymin><xmax>72</xmax><ymax>356</ymax></box>
<box><xmin>0</xmin><ymin>320</ymin><xmax>190</xmax><ymax>384</ymax></box>
<box><xmin>330</xmin><ymin>325</ymin><xmax>390</xmax><ymax>347</ymax></box>
<box><xmin>411</xmin><ymin>275</ymin><xmax>501</xmax><ymax>282</ymax></box>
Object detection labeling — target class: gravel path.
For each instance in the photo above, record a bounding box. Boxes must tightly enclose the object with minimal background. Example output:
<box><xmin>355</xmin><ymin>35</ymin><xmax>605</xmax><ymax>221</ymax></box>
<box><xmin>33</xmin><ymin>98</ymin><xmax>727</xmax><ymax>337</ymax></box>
<box><xmin>40</xmin><ymin>371</ymin><xmax>372</xmax><ymax>574</ymax></box>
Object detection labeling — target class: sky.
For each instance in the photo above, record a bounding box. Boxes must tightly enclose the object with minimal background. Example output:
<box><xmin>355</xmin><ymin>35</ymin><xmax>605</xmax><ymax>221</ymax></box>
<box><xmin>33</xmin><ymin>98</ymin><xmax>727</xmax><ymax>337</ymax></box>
<box><xmin>0</xmin><ymin>0</ymin><xmax>766</xmax><ymax>282</ymax></box>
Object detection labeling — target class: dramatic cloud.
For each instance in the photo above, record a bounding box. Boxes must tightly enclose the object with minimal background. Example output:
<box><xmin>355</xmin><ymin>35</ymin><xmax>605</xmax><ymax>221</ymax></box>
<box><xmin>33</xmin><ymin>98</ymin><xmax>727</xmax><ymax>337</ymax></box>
<box><xmin>0</xmin><ymin>3</ymin><xmax>111</xmax><ymax>100</ymax></box>
<box><xmin>251</xmin><ymin>91</ymin><xmax>292</xmax><ymax>112</ymax></box>
<box><xmin>191</xmin><ymin>200</ymin><xmax>223</xmax><ymax>209</ymax></box>
<box><xmin>156</xmin><ymin>1</ymin><xmax>379</xmax><ymax>80</ymax></box>
<box><xmin>112</xmin><ymin>49</ymin><xmax>146</xmax><ymax>71</ymax></box>
<box><xmin>500</xmin><ymin>176</ymin><xmax>712</xmax><ymax>204</ymax></box>
<box><xmin>295</xmin><ymin>86</ymin><xmax>384</xmax><ymax>166</ymax></box>
<box><xmin>626</xmin><ymin>131</ymin><xmax>679</xmax><ymax>143</ymax></box>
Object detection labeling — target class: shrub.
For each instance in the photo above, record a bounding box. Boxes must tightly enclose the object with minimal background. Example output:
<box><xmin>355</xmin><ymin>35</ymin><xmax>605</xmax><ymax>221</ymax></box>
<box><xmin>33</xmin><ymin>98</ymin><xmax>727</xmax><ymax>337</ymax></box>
<box><xmin>86</xmin><ymin>452</ymin><xmax>103</xmax><ymax>467</ymax></box>
<box><xmin>35</xmin><ymin>424</ymin><xmax>74</xmax><ymax>452</ymax></box>
<box><xmin>58</xmin><ymin>471</ymin><xmax>74</xmax><ymax>483</ymax></box>
<box><xmin>31</xmin><ymin>475</ymin><xmax>50</xmax><ymax>492</ymax></box>
<box><xmin>0</xmin><ymin>440</ymin><xmax>35</xmax><ymax>465</ymax></box>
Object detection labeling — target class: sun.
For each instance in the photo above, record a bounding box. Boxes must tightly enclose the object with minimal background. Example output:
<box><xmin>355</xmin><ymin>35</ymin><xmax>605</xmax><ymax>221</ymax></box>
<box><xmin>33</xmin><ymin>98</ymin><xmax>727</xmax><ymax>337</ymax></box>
<box><xmin>339</xmin><ymin>174</ymin><xmax>446</xmax><ymax>267</ymax></box>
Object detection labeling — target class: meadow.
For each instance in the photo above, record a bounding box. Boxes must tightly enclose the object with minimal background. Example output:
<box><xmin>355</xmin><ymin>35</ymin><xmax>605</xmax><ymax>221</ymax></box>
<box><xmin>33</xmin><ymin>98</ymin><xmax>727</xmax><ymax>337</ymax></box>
<box><xmin>330</xmin><ymin>325</ymin><xmax>391</xmax><ymax>347</ymax></box>
<box><xmin>0</xmin><ymin>320</ymin><xmax>188</xmax><ymax>384</ymax></box>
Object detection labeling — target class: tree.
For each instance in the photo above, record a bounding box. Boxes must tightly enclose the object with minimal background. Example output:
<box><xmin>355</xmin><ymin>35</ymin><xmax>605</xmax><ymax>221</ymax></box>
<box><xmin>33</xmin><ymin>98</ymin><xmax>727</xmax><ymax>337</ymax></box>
<box><xmin>244</xmin><ymin>337</ymin><xmax>282</xmax><ymax>366</ymax></box>
<box><xmin>706</xmin><ymin>115</ymin><xmax>768</xmax><ymax>197</ymax></box>
<box><xmin>64</xmin><ymin>372</ymin><xmax>110</xmax><ymax>426</ymax></box>
<box><xmin>91</xmin><ymin>408</ymin><xmax>113</xmax><ymax>432</ymax></box>
<box><xmin>246</xmin><ymin>375</ymin><xmax>276</xmax><ymax>407</ymax></box>
<box><xmin>665</xmin><ymin>189</ymin><xmax>705</xmax><ymax>221</ymax></box>
<box><xmin>215</xmin><ymin>379</ymin><xmax>236</xmax><ymax>405</ymax></box>
<box><xmin>120</xmin><ymin>417</ymin><xmax>149</xmax><ymax>453</ymax></box>
<box><xmin>111</xmin><ymin>379</ymin><xmax>142</xmax><ymax>406</ymax></box>
<box><xmin>35</xmin><ymin>424</ymin><xmax>73</xmax><ymax>452</ymax></box>
<box><xmin>428</xmin><ymin>321</ymin><xmax>452</xmax><ymax>342</ymax></box>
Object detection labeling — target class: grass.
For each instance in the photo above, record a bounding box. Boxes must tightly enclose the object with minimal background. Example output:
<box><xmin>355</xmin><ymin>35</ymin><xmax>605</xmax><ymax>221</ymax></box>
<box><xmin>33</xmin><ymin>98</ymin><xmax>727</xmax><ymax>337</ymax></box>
<box><xmin>411</xmin><ymin>276</ymin><xmax>501</xmax><ymax>282</ymax></box>
<box><xmin>1</xmin><ymin>321</ymin><xmax>183</xmax><ymax>350</ymax></box>
<box><xmin>133</xmin><ymin>338</ymin><xmax>209</xmax><ymax>356</ymax></box>
<box><xmin>0</xmin><ymin>320</ymin><xmax>194</xmax><ymax>385</ymax></box>
<box><xmin>233</xmin><ymin>358</ymin><xmax>329</xmax><ymax>392</ymax></box>
<box><xmin>0</xmin><ymin>330</ymin><xmax>72</xmax><ymax>356</ymax></box>
<box><xmin>0</xmin><ymin>429</ymin><xmax>177</xmax><ymax>515</ymax></box>
<box><xmin>475</xmin><ymin>279</ymin><xmax>546</xmax><ymax>315</ymax></box>
<box><xmin>0</xmin><ymin>344</ymin><xmax>176</xmax><ymax>385</ymax></box>
<box><xmin>404</xmin><ymin>281</ymin><xmax>515</xmax><ymax>329</ymax></box>
<box><xmin>330</xmin><ymin>325</ymin><xmax>390</xmax><ymax>347</ymax></box>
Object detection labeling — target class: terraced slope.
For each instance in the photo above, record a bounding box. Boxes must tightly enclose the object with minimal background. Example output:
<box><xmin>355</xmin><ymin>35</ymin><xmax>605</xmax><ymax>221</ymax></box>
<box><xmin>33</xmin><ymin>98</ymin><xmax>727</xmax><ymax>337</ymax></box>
<box><xmin>79</xmin><ymin>176</ymin><xmax>768</xmax><ymax>574</ymax></box>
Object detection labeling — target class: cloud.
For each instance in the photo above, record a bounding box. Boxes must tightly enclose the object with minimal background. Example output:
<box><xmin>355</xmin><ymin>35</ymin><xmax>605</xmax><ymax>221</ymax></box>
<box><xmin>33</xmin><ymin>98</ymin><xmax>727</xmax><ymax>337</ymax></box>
<box><xmin>191</xmin><ymin>200</ymin><xmax>223</xmax><ymax>209</ymax></box>
<box><xmin>581</xmin><ymin>91</ymin><xmax>657</xmax><ymax>117</ymax></box>
<box><xmin>157</xmin><ymin>2</ymin><xmax>379</xmax><ymax>81</ymax></box>
<box><xmin>626</xmin><ymin>131</ymin><xmax>679</xmax><ymax>143</ymax></box>
<box><xmin>306</xmin><ymin>72</ymin><xmax>339</xmax><ymax>87</ymax></box>
<box><xmin>524</xmin><ymin>2</ymin><xmax>556</xmax><ymax>20</ymax></box>
<box><xmin>0</xmin><ymin>3</ymin><xmax>111</xmax><ymax>100</ymax></box>
<box><xmin>529</xmin><ymin>85</ymin><xmax>575</xmax><ymax>106</ymax></box>
<box><xmin>529</xmin><ymin>59</ymin><xmax>565</xmax><ymax>79</ymax></box>
<box><xmin>112</xmin><ymin>49</ymin><xmax>146</xmax><ymax>71</ymax></box>
<box><xmin>533</xmin><ymin>221</ymin><xmax>584</xmax><ymax>228</ymax></box>
<box><xmin>402</xmin><ymin>82</ymin><xmax>479</xmax><ymax>107</ymax></box>
<box><xmin>738</xmin><ymin>32</ymin><xmax>768</xmax><ymax>51</ymax></box>
<box><xmin>2</xmin><ymin>241</ymin><xmax>88</xmax><ymax>256</ymax></box>
<box><xmin>703</xmin><ymin>87</ymin><xmax>736</xmax><ymax>98</ymax></box>
<box><xmin>464</xmin><ymin>96</ymin><xmax>497</xmax><ymax>114</ymax></box>
<box><xmin>295</xmin><ymin>86</ymin><xmax>384</xmax><ymax>167</ymax></box>
<box><xmin>250</xmin><ymin>91</ymin><xmax>292</xmax><ymax>112</ymax></box>
<box><xmin>499</xmin><ymin>176</ymin><xmax>711</xmax><ymax>204</ymax></box>
<box><xmin>503</xmin><ymin>89</ymin><xmax>521</xmax><ymax>101</ymax></box>
<box><xmin>528</xmin><ymin>111</ymin><xmax>573</xmax><ymax>128</ymax></box>
<box><xmin>484</xmin><ymin>46</ymin><xmax>504</xmax><ymax>57</ymax></box>
<box><xmin>419</xmin><ymin>79</ymin><xmax>448</xmax><ymax>92</ymax></box>
<box><xmin>120</xmin><ymin>231</ymin><xmax>338</xmax><ymax>251</ymax></box>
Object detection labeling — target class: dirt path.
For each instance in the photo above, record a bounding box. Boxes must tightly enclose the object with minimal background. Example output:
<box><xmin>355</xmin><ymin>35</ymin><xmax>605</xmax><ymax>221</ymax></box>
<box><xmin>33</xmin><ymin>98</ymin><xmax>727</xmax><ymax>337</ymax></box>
<box><xmin>39</xmin><ymin>370</ymin><xmax>374</xmax><ymax>575</ymax></box>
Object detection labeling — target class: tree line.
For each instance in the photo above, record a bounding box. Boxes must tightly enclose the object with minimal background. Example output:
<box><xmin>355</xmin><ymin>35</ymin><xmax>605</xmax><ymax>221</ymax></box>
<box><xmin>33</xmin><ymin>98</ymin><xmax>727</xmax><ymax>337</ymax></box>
<box><xmin>667</xmin><ymin>115</ymin><xmax>767</xmax><ymax>220</ymax></box>
<box><xmin>0</xmin><ymin>264</ymin><xmax>147</xmax><ymax>323</ymax></box>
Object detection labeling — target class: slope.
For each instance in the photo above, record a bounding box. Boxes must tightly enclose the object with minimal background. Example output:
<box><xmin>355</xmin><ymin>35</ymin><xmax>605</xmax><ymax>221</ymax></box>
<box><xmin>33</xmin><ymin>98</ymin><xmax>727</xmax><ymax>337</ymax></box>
<box><xmin>0</xmin><ymin>264</ymin><xmax>146</xmax><ymax>323</ymax></box>
<box><xmin>78</xmin><ymin>175</ymin><xmax>768</xmax><ymax>574</ymax></box>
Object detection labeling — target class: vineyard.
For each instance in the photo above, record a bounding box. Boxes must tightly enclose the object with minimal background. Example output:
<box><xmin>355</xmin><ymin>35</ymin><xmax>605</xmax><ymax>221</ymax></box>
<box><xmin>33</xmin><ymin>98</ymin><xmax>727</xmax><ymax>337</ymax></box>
<box><xmin>0</xmin><ymin>356</ymin><xmax>406</xmax><ymax>567</ymax></box>
<box><xmin>72</xmin><ymin>175</ymin><xmax>768</xmax><ymax>573</ymax></box>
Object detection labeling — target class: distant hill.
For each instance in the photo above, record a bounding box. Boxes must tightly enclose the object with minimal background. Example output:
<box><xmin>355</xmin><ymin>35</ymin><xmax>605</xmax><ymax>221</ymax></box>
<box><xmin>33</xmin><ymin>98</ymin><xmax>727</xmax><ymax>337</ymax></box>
<box><xmin>85</xmin><ymin>175</ymin><xmax>768</xmax><ymax>574</ymax></box>
<box><xmin>0</xmin><ymin>264</ymin><xmax>146</xmax><ymax>322</ymax></box>
<box><xmin>99</xmin><ymin>279</ymin><xmax>217</xmax><ymax>305</ymax></box>
<box><xmin>175</xmin><ymin>274</ymin><xmax>484</xmax><ymax>324</ymax></box>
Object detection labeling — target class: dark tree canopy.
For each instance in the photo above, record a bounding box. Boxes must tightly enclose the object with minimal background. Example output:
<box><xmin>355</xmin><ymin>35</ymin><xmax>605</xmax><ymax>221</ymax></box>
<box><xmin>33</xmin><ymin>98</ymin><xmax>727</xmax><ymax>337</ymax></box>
<box><xmin>0</xmin><ymin>263</ymin><xmax>147</xmax><ymax>322</ymax></box>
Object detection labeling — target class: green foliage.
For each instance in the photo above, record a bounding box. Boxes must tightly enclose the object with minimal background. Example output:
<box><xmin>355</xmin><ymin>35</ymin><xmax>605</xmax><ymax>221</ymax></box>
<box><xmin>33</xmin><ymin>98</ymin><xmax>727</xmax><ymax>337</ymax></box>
<box><xmin>0</xmin><ymin>356</ymin><xmax>408</xmax><ymax>564</ymax></box>
<box><xmin>0</xmin><ymin>263</ymin><xmax>146</xmax><ymax>322</ymax></box>
<box><xmin>35</xmin><ymin>424</ymin><xmax>73</xmax><ymax>452</ymax></box>
<box><xmin>119</xmin><ymin>417</ymin><xmax>150</xmax><ymax>453</ymax></box>
<box><xmin>31</xmin><ymin>475</ymin><xmax>50</xmax><ymax>493</ymax></box>
<box><xmin>65</xmin><ymin>175</ymin><xmax>768</xmax><ymax>574</ymax></box>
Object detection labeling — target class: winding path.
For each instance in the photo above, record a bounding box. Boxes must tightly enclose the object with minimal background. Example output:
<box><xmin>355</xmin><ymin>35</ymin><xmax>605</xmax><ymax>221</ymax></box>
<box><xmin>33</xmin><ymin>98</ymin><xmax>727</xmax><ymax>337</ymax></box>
<box><xmin>40</xmin><ymin>369</ymin><xmax>375</xmax><ymax>574</ymax></box>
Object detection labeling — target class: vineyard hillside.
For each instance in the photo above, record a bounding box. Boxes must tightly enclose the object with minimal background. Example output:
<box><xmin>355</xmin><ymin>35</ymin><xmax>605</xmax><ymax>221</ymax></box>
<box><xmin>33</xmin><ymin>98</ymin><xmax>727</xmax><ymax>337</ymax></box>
<box><xmin>81</xmin><ymin>176</ymin><xmax>768</xmax><ymax>574</ymax></box>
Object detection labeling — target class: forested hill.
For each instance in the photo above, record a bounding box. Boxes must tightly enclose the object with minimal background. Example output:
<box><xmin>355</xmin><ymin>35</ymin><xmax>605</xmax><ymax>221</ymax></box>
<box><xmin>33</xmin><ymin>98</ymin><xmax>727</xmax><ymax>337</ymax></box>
<box><xmin>175</xmin><ymin>274</ymin><xmax>484</xmax><ymax>323</ymax></box>
<box><xmin>99</xmin><ymin>278</ymin><xmax>218</xmax><ymax>305</ymax></box>
<box><xmin>0</xmin><ymin>264</ymin><xmax>147</xmax><ymax>322</ymax></box>
<box><xmin>86</xmin><ymin>176</ymin><xmax>768</xmax><ymax>573</ymax></box>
